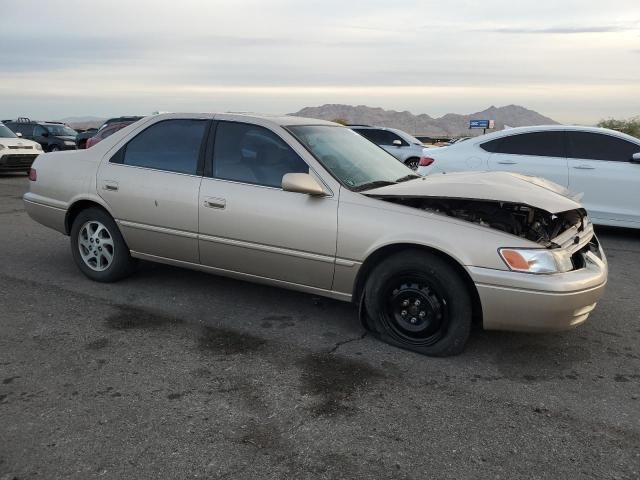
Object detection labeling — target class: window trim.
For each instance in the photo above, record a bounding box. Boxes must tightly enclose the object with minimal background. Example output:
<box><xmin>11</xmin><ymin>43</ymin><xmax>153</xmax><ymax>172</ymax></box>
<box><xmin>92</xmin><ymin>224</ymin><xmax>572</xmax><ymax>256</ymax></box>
<box><xmin>205</xmin><ymin>120</ymin><xmax>321</xmax><ymax>192</ymax></box>
<box><xmin>108</xmin><ymin>118</ymin><xmax>211</xmax><ymax>176</ymax></box>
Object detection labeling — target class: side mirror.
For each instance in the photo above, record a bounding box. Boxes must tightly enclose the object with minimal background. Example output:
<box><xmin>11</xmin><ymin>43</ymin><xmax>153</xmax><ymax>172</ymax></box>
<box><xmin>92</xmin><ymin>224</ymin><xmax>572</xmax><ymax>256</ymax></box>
<box><xmin>632</xmin><ymin>152</ymin><xmax>640</xmax><ymax>163</ymax></box>
<box><xmin>392</xmin><ymin>139</ymin><xmax>403</xmax><ymax>146</ymax></box>
<box><xmin>15</xmin><ymin>132</ymin><xmax>22</xmax><ymax>138</ymax></box>
<box><xmin>282</xmin><ymin>173</ymin><xmax>327</xmax><ymax>196</ymax></box>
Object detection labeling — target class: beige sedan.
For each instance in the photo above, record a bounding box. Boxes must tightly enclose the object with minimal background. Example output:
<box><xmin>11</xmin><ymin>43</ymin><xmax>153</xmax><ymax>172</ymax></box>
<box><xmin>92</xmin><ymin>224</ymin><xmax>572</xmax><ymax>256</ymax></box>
<box><xmin>23</xmin><ymin>113</ymin><xmax>607</xmax><ymax>356</ymax></box>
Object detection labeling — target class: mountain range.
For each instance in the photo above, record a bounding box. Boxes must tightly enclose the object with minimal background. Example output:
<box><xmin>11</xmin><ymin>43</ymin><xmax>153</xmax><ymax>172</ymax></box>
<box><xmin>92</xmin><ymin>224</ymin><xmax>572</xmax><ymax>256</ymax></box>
<box><xmin>291</xmin><ymin>104</ymin><xmax>559</xmax><ymax>137</ymax></box>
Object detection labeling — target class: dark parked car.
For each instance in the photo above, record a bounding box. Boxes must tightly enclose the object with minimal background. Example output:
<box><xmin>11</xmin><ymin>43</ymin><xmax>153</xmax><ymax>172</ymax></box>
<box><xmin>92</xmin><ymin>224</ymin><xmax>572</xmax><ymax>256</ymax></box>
<box><xmin>86</xmin><ymin>121</ymin><xmax>138</xmax><ymax>148</ymax></box>
<box><xmin>3</xmin><ymin>118</ymin><xmax>78</xmax><ymax>152</ymax></box>
<box><xmin>75</xmin><ymin>128</ymin><xmax>98</xmax><ymax>149</ymax></box>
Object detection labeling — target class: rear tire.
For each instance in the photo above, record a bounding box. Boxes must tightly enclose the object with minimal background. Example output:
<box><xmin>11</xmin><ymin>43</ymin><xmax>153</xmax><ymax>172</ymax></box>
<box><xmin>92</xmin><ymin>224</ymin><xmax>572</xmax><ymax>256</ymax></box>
<box><xmin>364</xmin><ymin>250</ymin><xmax>472</xmax><ymax>356</ymax></box>
<box><xmin>70</xmin><ymin>207</ymin><xmax>135</xmax><ymax>282</ymax></box>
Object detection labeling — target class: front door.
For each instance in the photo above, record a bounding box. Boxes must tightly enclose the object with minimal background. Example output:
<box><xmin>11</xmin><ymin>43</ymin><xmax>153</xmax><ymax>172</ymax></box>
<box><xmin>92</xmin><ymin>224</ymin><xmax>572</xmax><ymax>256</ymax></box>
<box><xmin>487</xmin><ymin>130</ymin><xmax>569</xmax><ymax>186</ymax></box>
<box><xmin>198</xmin><ymin>120</ymin><xmax>338</xmax><ymax>289</ymax></box>
<box><xmin>97</xmin><ymin>118</ymin><xmax>208</xmax><ymax>263</ymax></box>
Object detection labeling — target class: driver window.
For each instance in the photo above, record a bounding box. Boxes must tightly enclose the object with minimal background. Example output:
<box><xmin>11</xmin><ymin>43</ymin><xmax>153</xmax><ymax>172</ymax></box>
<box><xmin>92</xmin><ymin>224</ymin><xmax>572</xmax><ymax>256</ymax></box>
<box><xmin>212</xmin><ymin>122</ymin><xmax>309</xmax><ymax>188</ymax></box>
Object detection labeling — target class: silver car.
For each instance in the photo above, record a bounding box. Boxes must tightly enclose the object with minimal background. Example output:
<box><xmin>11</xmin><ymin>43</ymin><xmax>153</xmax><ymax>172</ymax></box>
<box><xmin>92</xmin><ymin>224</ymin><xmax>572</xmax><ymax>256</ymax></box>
<box><xmin>24</xmin><ymin>113</ymin><xmax>607</xmax><ymax>356</ymax></box>
<box><xmin>350</xmin><ymin>125</ymin><xmax>429</xmax><ymax>170</ymax></box>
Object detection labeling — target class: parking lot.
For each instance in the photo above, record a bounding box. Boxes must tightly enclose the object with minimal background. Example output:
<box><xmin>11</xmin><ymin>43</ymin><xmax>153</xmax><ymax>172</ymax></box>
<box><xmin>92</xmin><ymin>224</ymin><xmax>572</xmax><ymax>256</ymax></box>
<box><xmin>0</xmin><ymin>172</ymin><xmax>639</xmax><ymax>479</ymax></box>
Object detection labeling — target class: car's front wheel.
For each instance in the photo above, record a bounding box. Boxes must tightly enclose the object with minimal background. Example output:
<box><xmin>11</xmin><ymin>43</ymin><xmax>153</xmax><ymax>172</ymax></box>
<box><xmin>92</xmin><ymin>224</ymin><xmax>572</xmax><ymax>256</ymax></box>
<box><xmin>50</xmin><ymin>145</ymin><xmax>60</xmax><ymax>152</ymax></box>
<box><xmin>364</xmin><ymin>250</ymin><xmax>472</xmax><ymax>356</ymax></box>
<box><xmin>405</xmin><ymin>158</ymin><xmax>419</xmax><ymax>170</ymax></box>
<box><xmin>70</xmin><ymin>207</ymin><xmax>136</xmax><ymax>282</ymax></box>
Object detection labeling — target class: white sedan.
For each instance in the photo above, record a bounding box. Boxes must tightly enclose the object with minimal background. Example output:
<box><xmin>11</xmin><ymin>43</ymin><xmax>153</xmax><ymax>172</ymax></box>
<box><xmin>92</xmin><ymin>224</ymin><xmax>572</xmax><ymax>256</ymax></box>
<box><xmin>417</xmin><ymin>125</ymin><xmax>640</xmax><ymax>228</ymax></box>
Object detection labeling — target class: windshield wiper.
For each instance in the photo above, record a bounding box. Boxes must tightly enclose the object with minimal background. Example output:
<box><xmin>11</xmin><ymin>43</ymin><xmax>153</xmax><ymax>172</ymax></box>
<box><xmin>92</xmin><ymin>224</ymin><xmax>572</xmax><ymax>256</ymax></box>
<box><xmin>395</xmin><ymin>174</ymin><xmax>420</xmax><ymax>183</ymax></box>
<box><xmin>353</xmin><ymin>180</ymin><xmax>396</xmax><ymax>192</ymax></box>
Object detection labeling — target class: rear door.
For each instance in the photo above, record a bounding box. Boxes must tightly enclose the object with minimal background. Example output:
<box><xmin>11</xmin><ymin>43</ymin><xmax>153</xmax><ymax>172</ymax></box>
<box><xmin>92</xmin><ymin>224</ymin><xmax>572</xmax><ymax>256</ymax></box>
<box><xmin>97</xmin><ymin>118</ymin><xmax>208</xmax><ymax>263</ymax></box>
<box><xmin>486</xmin><ymin>131</ymin><xmax>569</xmax><ymax>186</ymax></box>
<box><xmin>567</xmin><ymin>131</ymin><xmax>640</xmax><ymax>225</ymax></box>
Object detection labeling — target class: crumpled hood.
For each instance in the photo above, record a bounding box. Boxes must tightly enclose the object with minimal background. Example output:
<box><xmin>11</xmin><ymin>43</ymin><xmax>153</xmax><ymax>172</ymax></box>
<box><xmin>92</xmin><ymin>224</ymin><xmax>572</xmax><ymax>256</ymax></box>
<box><xmin>364</xmin><ymin>171</ymin><xmax>583</xmax><ymax>214</ymax></box>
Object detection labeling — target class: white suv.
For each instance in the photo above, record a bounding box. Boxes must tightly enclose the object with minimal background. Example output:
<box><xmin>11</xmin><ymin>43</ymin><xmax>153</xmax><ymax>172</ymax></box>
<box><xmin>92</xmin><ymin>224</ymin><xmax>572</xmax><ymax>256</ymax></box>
<box><xmin>0</xmin><ymin>122</ymin><xmax>42</xmax><ymax>173</ymax></box>
<box><xmin>416</xmin><ymin>125</ymin><xmax>640</xmax><ymax>228</ymax></box>
<box><xmin>350</xmin><ymin>126</ymin><xmax>431</xmax><ymax>170</ymax></box>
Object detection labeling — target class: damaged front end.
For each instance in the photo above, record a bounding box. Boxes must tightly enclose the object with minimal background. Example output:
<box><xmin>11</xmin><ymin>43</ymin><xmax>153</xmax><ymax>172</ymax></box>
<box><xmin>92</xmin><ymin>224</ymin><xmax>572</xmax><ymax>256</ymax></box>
<box><xmin>375</xmin><ymin>196</ymin><xmax>587</xmax><ymax>247</ymax></box>
<box><xmin>371</xmin><ymin>195</ymin><xmax>603</xmax><ymax>273</ymax></box>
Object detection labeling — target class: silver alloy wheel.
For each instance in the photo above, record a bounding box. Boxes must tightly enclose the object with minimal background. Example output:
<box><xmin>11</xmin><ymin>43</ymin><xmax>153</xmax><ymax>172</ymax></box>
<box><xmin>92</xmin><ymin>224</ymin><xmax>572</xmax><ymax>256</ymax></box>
<box><xmin>78</xmin><ymin>220</ymin><xmax>114</xmax><ymax>272</ymax></box>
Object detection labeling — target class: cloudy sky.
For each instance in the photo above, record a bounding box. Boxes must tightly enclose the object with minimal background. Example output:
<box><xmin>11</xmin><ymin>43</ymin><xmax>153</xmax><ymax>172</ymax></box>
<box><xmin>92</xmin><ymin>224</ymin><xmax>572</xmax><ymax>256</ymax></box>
<box><xmin>1</xmin><ymin>0</ymin><xmax>638</xmax><ymax>123</ymax></box>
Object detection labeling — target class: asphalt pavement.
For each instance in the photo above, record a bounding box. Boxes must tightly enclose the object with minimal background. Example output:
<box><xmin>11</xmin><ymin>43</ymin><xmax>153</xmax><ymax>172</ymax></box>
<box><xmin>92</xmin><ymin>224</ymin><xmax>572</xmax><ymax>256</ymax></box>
<box><xmin>1</xmin><ymin>173</ymin><xmax>639</xmax><ymax>479</ymax></box>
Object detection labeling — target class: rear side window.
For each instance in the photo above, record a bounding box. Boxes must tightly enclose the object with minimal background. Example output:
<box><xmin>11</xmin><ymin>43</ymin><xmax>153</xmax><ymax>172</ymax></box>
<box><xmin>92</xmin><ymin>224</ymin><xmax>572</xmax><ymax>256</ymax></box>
<box><xmin>566</xmin><ymin>131</ymin><xmax>639</xmax><ymax>162</ymax></box>
<box><xmin>212</xmin><ymin>122</ymin><xmax>308</xmax><ymax>188</ymax></box>
<box><xmin>356</xmin><ymin>128</ymin><xmax>401</xmax><ymax>146</ymax></box>
<box><xmin>484</xmin><ymin>132</ymin><xmax>565</xmax><ymax>157</ymax></box>
<box><xmin>11</xmin><ymin>123</ymin><xmax>34</xmax><ymax>136</ymax></box>
<box><xmin>120</xmin><ymin>119</ymin><xmax>207</xmax><ymax>175</ymax></box>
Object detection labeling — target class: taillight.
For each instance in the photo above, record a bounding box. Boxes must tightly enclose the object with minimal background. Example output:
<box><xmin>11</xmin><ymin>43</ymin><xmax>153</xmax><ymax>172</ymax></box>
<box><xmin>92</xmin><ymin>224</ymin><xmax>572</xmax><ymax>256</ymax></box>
<box><xmin>28</xmin><ymin>168</ymin><xmax>37</xmax><ymax>181</ymax></box>
<box><xmin>419</xmin><ymin>157</ymin><xmax>434</xmax><ymax>167</ymax></box>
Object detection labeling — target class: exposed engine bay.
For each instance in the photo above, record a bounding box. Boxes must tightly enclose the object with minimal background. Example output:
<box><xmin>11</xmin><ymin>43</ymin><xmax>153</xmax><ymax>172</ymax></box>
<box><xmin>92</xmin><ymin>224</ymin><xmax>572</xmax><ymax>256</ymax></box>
<box><xmin>377</xmin><ymin>197</ymin><xmax>587</xmax><ymax>247</ymax></box>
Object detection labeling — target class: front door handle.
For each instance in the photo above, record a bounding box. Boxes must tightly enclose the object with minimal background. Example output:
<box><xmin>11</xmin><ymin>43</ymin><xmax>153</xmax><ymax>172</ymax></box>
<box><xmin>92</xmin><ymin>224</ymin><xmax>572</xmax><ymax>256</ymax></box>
<box><xmin>204</xmin><ymin>197</ymin><xmax>226</xmax><ymax>209</ymax></box>
<box><xmin>103</xmin><ymin>181</ymin><xmax>119</xmax><ymax>191</ymax></box>
<box><xmin>573</xmin><ymin>164</ymin><xmax>595</xmax><ymax>170</ymax></box>
<box><xmin>497</xmin><ymin>161</ymin><xmax>517</xmax><ymax>165</ymax></box>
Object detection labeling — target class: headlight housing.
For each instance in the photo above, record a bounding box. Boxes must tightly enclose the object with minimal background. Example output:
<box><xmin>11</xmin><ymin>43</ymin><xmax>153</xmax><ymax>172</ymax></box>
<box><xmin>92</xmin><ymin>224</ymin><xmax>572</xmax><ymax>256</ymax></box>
<box><xmin>499</xmin><ymin>248</ymin><xmax>573</xmax><ymax>274</ymax></box>
<box><xmin>64</xmin><ymin>140</ymin><xmax>75</xmax><ymax>146</ymax></box>
<box><xmin>35</xmin><ymin>144</ymin><xmax>43</xmax><ymax>151</ymax></box>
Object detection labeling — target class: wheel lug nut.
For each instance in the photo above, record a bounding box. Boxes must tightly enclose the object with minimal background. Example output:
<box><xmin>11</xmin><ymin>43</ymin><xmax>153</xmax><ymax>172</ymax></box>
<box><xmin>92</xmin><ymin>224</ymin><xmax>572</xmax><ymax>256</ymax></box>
<box><xmin>402</xmin><ymin>300</ymin><xmax>410</xmax><ymax>307</ymax></box>
<box><xmin>419</xmin><ymin>311</ymin><xmax>426</xmax><ymax>318</ymax></box>
<box><xmin>414</xmin><ymin>300</ymin><xmax>421</xmax><ymax>306</ymax></box>
<box><xmin>410</xmin><ymin>317</ymin><xmax>417</xmax><ymax>324</ymax></box>
<box><xmin>401</xmin><ymin>310</ymin><xmax>407</xmax><ymax>316</ymax></box>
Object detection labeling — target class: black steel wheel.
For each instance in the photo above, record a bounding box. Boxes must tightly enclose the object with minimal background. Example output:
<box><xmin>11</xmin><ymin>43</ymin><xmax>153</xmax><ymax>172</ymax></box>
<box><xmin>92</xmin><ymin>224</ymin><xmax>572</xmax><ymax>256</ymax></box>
<box><xmin>405</xmin><ymin>158</ymin><xmax>419</xmax><ymax>170</ymax></box>
<box><xmin>364</xmin><ymin>250</ymin><xmax>472</xmax><ymax>356</ymax></box>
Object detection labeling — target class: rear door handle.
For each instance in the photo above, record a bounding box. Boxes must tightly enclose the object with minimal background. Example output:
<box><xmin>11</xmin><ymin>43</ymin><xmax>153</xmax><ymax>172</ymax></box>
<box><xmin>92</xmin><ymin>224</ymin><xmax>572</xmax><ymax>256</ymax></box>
<box><xmin>573</xmin><ymin>165</ymin><xmax>595</xmax><ymax>170</ymax></box>
<box><xmin>103</xmin><ymin>181</ymin><xmax>119</xmax><ymax>191</ymax></box>
<box><xmin>204</xmin><ymin>197</ymin><xmax>226</xmax><ymax>209</ymax></box>
<box><xmin>497</xmin><ymin>161</ymin><xmax>517</xmax><ymax>165</ymax></box>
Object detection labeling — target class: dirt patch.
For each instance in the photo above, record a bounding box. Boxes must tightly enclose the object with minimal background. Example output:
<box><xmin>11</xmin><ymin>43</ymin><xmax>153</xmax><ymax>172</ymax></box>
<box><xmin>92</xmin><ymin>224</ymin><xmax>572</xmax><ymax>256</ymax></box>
<box><xmin>105</xmin><ymin>306</ymin><xmax>183</xmax><ymax>330</ymax></box>
<box><xmin>298</xmin><ymin>353</ymin><xmax>383</xmax><ymax>416</ymax></box>
<box><xmin>198</xmin><ymin>325</ymin><xmax>266</xmax><ymax>356</ymax></box>
<box><xmin>86</xmin><ymin>337</ymin><xmax>109</xmax><ymax>350</ymax></box>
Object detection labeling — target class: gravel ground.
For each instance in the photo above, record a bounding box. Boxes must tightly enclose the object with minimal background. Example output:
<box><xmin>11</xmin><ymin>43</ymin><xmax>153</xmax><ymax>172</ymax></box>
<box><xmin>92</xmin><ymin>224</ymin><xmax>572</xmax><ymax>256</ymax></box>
<box><xmin>1</xmin><ymin>173</ymin><xmax>639</xmax><ymax>479</ymax></box>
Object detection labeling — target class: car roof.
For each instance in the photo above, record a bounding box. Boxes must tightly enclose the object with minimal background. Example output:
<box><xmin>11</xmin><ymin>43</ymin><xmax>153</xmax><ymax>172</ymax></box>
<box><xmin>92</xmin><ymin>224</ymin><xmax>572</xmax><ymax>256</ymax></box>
<box><xmin>148</xmin><ymin>112</ymin><xmax>339</xmax><ymax>128</ymax></box>
<box><xmin>468</xmin><ymin>124</ymin><xmax>640</xmax><ymax>145</ymax></box>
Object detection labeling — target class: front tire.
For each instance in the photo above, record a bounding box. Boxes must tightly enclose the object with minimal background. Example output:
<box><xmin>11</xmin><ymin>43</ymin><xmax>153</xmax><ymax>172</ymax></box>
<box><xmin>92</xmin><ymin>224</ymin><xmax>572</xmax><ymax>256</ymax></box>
<box><xmin>70</xmin><ymin>207</ymin><xmax>135</xmax><ymax>282</ymax></box>
<box><xmin>405</xmin><ymin>158</ymin><xmax>419</xmax><ymax>170</ymax></box>
<box><xmin>364</xmin><ymin>250</ymin><xmax>472</xmax><ymax>356</ymax></box>
<box><xmin>50</xmin><ymin>145</ymin><xmax>60</xmax><ymax>152</ymax></box>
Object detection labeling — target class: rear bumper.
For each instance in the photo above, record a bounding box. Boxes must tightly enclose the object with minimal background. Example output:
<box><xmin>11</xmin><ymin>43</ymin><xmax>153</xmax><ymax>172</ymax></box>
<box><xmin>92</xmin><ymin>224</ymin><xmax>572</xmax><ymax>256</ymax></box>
<box><xmin>0</xmin><ymin>154</ymin><xmax>38</xmax><ymax>171</ymax></box>
<box><xmin>469</xmin><ymin>250</ymin><xmax>607</xmax><ymax>332</ymax></box>
<box><xmin>23</xmin><ymin>194</ymin><xmax>67</xmax><ymax>234</ymax></box>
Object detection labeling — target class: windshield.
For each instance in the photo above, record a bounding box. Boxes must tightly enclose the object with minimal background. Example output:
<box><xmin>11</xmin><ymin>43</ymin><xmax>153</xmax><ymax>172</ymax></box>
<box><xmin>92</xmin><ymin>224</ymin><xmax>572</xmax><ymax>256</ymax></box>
<box><xmin>45</xmin><ymin>124</ymin><xmax>77</xmax><ymax>136</ymax></box>
<box><xmin>0</xmin><ymin>124</ymin><xmax>17</xmax><ymax>138</ymax></box>
<box><xmin>288</xmin><ymin>125</ymin><xmax>415</xmax><ymax>191</ymax></box>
